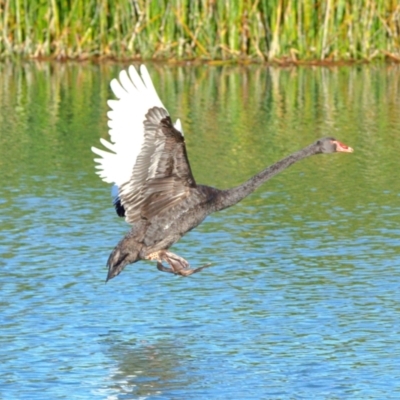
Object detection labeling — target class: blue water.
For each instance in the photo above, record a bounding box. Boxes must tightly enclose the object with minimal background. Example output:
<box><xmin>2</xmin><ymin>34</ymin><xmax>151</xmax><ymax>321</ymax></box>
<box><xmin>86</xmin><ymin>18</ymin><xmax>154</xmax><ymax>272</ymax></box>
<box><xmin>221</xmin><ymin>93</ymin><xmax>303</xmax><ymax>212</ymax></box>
<box><xmin>1</xmin><ymin>62</ymin><xmax>400</xmax><ymax>399</ymax></box>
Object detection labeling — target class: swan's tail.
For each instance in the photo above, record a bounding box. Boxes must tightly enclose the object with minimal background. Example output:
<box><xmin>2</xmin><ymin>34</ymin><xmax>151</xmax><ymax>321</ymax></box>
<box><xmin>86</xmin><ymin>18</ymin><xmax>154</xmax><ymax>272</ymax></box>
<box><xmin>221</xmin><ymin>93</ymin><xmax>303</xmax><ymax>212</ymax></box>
<box><xmin>106</xmin><ymin>237</ymin><xmax>141</xmax><ymax>282</ymax></box>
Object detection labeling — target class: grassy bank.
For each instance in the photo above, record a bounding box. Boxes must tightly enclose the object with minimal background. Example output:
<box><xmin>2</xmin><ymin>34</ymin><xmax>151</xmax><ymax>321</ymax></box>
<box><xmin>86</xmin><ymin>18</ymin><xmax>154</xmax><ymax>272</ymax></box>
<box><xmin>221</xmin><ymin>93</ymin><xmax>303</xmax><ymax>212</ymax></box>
<box><xmin>1</xmin><ymin>0</ymin><xmax>400</xmax><ymax>62</ymax></box>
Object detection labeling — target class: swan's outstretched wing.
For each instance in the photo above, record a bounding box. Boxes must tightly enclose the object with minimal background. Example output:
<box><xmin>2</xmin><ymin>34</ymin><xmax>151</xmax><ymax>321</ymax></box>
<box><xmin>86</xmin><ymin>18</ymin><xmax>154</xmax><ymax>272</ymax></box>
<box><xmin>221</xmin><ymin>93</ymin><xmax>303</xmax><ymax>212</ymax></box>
<box><xmin>91</xmin><ymin>65</ymin><xmax>195</xmax><ymax>224</ymax></box>
<box><xmin>119</xmin><ymin>107</ymin><xmax>196</xmax><ymax>224</ymax></box>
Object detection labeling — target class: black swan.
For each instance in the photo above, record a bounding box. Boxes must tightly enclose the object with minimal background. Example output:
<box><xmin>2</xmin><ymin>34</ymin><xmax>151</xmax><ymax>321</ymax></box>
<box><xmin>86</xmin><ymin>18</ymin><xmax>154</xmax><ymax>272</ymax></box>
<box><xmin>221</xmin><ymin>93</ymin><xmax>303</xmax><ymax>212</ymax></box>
<box><xmin>92</xmin><ymin>65</ymin><xmax>353</xmax><ymax>281</ymax></box>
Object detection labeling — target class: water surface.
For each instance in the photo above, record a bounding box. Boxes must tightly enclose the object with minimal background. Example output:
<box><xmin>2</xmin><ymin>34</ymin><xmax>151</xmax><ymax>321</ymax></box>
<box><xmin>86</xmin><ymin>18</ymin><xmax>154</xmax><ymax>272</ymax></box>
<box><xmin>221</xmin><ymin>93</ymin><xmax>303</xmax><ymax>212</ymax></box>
<box><xmin>1</xmin><ymin>62</ymin><xmax>400</xmax><ymax>399</ymax></box>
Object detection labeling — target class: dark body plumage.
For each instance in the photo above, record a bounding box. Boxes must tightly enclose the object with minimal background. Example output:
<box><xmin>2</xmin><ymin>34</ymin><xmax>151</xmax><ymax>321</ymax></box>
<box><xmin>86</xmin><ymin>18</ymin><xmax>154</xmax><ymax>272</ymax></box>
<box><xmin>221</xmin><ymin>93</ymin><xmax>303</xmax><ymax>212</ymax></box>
<box><xmin>107</xmin><ymin>183</ymin><xmax>220</xmax><ymax>280</ymax></box>
<box><xmin>92</xmin><ymin>66</ymin><xmax>353</xmax><ymax>281</ymax></box>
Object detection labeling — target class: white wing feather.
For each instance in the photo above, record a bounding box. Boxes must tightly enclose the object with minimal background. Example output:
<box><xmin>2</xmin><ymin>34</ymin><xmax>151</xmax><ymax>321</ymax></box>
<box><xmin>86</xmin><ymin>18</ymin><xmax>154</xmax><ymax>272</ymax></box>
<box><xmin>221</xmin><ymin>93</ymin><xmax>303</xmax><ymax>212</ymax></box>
<box><xmin>91</xmin><ymin>65</ymin><xmax>167</xmax><ymax>187</ymax></box>
<box><xmin>174</xmin><ymin>118</ymin><xmax>184</xmax><ymax>135</ymax></box>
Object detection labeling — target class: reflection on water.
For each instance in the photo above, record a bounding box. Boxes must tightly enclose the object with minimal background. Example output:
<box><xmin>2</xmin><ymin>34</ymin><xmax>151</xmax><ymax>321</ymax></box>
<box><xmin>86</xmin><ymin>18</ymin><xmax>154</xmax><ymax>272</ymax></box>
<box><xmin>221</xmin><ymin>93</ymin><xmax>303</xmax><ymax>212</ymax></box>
<box><xmin>101</xmin><ymin>339</ymin><xmax>185</xmax><ymax>398</ymax></box>
<box><xmin>1</xmin><ymin>62</ymin><xmax>400</xmax><ymax>398</ymax></box>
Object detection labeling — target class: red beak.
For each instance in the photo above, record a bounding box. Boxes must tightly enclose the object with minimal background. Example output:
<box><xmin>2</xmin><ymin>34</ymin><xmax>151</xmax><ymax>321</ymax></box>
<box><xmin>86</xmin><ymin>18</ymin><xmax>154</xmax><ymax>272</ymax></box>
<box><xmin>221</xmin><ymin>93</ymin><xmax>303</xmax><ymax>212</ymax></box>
<box><xmin>333</xmin><ymin>140</ymin><xmax>353</xmax><ymax>153</ymax></box>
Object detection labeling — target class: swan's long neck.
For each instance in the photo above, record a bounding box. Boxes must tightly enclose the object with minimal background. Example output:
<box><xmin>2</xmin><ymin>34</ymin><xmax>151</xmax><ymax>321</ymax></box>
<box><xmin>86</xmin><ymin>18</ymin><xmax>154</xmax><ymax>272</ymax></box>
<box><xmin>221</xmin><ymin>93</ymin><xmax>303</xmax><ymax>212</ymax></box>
<box><xmin>214</xmin><ymin>143</ymin><xmax>317</xmax><ymax>212</ymax></box>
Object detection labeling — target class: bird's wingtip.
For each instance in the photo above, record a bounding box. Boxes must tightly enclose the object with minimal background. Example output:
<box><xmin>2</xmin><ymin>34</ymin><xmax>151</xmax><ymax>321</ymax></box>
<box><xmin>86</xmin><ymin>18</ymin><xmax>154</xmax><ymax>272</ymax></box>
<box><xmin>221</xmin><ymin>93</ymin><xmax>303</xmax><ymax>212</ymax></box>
<box><xmin>139</xmin><ymin>64</ymin><xmax>148</xmax><ymax>74</ymax></box>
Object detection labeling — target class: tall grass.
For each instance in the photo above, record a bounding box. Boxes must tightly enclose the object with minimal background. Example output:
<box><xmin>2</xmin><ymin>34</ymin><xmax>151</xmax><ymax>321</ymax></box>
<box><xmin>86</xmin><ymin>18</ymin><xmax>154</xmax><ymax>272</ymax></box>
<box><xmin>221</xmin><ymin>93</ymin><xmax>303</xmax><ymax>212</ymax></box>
<box><xmin>1</xmin><ymin>0</ymin><xmax>400</xmax><ymax>61</ymax></box>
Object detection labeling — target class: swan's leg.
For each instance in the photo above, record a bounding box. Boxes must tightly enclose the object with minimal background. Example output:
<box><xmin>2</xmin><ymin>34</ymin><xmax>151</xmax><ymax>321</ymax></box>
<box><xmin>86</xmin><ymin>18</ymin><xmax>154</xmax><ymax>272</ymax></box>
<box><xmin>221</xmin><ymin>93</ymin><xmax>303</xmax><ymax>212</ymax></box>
<box><xmin>147</xmin><ymin>250</ymin><xmax>211</xmax><ymax>276</ymax></box>
<box><xmin>156</xmin><ymin>261</ymin><xmax>174</xmax><ymax>274</ymax></box>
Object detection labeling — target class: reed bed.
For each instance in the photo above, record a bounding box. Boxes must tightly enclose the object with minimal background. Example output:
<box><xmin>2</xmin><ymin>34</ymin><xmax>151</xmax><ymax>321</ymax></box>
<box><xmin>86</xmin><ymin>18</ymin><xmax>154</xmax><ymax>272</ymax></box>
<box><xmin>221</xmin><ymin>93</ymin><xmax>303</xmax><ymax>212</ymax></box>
<box><xmin>1</xmin><ymin>0</ymin><xmax>400</xmax><ymax>61</ymax></box>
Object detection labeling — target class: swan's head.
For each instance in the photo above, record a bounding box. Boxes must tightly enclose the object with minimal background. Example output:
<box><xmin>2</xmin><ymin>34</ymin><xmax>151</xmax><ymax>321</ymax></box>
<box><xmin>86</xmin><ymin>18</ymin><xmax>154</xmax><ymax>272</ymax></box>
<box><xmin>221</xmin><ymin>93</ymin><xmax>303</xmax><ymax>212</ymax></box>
<box><xmin>316</xmin><ymin>137</ymin><xmax>353</xmax><ymax>154</ymax></box>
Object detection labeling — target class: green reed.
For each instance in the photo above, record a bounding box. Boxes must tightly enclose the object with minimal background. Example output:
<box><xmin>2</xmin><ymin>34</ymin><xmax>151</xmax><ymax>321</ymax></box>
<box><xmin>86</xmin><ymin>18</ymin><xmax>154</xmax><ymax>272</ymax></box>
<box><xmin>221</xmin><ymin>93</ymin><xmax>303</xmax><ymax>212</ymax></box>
<box><xmin>1</xmin><ymin>0</ymin><xmax>399</xmax><ymax>61</ymax></box>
